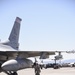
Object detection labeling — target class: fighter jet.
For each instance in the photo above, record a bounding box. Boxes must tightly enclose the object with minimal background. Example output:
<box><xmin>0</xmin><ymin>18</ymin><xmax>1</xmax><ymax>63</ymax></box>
<box><xmin>0</xmin><ymin>17</ymin><xmax>55</xmax><ymax>75</ymax></box>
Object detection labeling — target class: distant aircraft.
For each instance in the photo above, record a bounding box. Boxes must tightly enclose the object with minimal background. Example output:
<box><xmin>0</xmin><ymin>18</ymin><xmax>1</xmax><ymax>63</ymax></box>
<box><xmin>0</xmin><ymin>17</ymin><xmax>55</xmax><ymax>75</ymax></box>
<box><xmin>66</xmin><ymin>50</ymin><xmax>75</xmax><ymax>53</ymax></box>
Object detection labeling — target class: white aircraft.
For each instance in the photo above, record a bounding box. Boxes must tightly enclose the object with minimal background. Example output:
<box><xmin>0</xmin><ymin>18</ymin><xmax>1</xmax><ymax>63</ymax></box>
<box><xmin>0</xmin><ymin>17</ymin><xmax>56</xmax><ymax>75</ymax></box>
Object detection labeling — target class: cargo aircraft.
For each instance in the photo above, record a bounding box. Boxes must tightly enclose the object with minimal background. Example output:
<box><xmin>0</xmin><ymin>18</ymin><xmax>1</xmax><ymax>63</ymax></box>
<box><xmin>0</xmin><ymin>17</ymin><xmax>56</xmax><ymax>75</ymax></box>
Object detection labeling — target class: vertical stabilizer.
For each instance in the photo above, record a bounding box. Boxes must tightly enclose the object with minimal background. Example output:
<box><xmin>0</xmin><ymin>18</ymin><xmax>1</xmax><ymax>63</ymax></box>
<box><xmin>9</xmin><ymin>17</ymin><xmax>22</xmax><ymax>49</ymax></box>
<box><xmin>3</xmin><ymin>17</ymin><xmax>22</xmax><ymax>50</ymax></box>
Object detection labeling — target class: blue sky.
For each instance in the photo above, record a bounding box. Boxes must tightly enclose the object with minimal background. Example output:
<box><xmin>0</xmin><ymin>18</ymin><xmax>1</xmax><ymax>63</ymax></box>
<box><xmin>0</xmin><ymin>0</ymin><xmax>75</xmax><ymax>52</ymax></box>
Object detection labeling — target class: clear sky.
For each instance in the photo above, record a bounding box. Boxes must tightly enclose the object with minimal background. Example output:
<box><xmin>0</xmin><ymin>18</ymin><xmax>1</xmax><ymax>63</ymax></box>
<box><xmin>0</xmin><ymin>0</ymin><xmax>75</xmax><ymax>52</ymax></box>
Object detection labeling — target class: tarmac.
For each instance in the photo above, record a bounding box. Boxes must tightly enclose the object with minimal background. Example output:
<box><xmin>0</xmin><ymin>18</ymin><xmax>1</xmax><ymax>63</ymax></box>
<box><xmin>0</xmin><ymin>67</ymin><xmax>75</xmax><ymax>75</ymax></box>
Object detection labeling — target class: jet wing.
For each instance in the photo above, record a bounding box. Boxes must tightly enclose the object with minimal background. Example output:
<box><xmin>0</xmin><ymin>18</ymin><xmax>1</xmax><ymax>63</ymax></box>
<box><xmin>17</xmin><ymin>51</ymin><xmax>55</xmax><ymax>59</ymax></box>
<box><xmin>0</xmin><ymin>50</ymin><xmax>55</xmax><ymax>61</ymax></box>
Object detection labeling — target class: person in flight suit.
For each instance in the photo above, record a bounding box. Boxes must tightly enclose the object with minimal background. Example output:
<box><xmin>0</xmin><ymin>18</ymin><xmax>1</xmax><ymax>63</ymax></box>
<box><xmin>34</xmin><ymin>62</ymin><xmax>41</xmax><ymax>75</ymax></box>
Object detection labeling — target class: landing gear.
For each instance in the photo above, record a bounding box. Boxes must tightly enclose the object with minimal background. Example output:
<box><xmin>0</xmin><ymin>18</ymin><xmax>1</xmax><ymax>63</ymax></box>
<box><xmin>8</xmin><ymin>72</ymin><xmax>18</xmax><ymax>75</ymax></box>
<box><xmin>3</xmin><ymin>71</ymin><xmax>18</xmax><ymax>75</ymax></box>
<box><xmin>12</xmin><ymin>72</ymin><xmax>18</xmax><ymax>75</ymax></box>
<box><xmin>2</xmin><ymin>69</ymin><xmax>18</xmax><ymax>75</ymax></box>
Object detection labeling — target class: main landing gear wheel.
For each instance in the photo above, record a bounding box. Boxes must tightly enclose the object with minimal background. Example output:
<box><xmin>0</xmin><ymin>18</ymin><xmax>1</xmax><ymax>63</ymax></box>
<box><xmin>8</xmin><ymin>72</ymin><xmax>18</xmax><ymax>75</ymax></box>
<box><xmin>12</xmin><ymin>72</ymin><xmax>18</xmax><ymax>75</ymax></box>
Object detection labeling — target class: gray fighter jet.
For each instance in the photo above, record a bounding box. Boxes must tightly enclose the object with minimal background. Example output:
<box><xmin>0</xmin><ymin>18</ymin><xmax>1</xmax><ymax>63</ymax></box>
<box><xmin>0</xmin><ymin>17</ymin><xmax>55</xmax><ymax>75</ymax></box>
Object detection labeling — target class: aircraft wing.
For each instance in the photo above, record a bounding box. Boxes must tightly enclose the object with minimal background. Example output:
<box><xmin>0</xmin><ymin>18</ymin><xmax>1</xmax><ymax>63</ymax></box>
<box><xmin>17</xmin><ymin>51</ymin><xmax>55</xmax><ymax>59</ymax></box>
<box><xmin>17</xmin><ymin>50</ymin><xmax>66</xmax><ymax>59</ymax></box>
<box><xmin>0</xmin><ymin>50</ymin><xmax>55</xmax><ymax>61</ymax></box>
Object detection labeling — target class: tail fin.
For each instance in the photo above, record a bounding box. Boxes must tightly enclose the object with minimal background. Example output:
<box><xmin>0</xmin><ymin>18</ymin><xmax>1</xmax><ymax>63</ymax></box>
<box><xmin>3</xmin><ymin>17</ymin><xmax>22</xmax><ymax>50</ymax></box>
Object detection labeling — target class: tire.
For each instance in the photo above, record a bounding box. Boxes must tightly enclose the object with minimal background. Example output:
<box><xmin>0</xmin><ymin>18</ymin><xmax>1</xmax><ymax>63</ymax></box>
<box><xmin>13</xmin><ymin>72</ymin><xmax>18</xmax><ymax>75</ymax></box>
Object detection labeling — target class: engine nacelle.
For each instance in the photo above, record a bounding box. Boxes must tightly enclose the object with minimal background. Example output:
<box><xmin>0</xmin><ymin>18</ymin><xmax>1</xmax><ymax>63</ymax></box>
<box><xmin>1</xmin><ymin>58</ymin><xmax>33</xmax><ymax>71</ymax></box>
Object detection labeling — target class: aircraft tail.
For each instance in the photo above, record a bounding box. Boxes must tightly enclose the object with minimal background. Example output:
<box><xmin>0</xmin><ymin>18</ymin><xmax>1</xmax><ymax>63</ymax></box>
<box><xmin>3</xmin><ymin>17</ymin><xmax>22</xmax><ymax>50</ymax></box>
